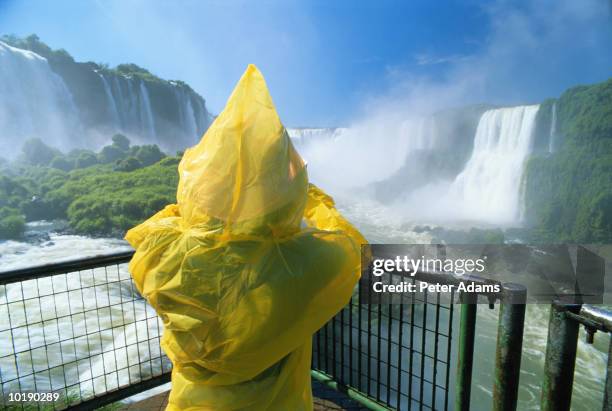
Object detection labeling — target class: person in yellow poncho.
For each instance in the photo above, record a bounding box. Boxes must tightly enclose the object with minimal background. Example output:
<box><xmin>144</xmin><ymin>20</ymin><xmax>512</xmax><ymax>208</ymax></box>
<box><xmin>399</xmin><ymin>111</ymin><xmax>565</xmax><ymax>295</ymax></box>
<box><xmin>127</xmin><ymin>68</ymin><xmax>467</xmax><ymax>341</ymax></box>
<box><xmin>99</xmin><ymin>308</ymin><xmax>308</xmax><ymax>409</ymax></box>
<box><xmin>125</xmin><ymin>64</ymin><xmax>365</xmax><ymax>410</ymax></box>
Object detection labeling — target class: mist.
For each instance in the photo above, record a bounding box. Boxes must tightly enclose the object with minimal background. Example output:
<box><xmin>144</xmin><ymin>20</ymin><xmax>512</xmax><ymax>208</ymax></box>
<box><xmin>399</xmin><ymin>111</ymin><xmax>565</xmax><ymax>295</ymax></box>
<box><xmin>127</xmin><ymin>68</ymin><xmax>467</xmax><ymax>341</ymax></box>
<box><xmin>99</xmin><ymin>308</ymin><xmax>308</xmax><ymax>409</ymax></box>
<box><xmin>296</xmin><ymin>0</ymin><xmax>612</xmax><ymax>227</ymax></box>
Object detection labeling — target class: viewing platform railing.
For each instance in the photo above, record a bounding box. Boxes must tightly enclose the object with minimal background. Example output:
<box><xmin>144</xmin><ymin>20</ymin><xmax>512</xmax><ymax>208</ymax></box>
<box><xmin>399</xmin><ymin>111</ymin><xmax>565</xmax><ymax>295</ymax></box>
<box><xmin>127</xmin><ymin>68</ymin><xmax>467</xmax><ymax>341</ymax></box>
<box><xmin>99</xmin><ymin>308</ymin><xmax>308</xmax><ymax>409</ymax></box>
<box><xmin>0</xmin><ymin>252</ymin><xmax>609</xmax><ymax>410</ymax></box>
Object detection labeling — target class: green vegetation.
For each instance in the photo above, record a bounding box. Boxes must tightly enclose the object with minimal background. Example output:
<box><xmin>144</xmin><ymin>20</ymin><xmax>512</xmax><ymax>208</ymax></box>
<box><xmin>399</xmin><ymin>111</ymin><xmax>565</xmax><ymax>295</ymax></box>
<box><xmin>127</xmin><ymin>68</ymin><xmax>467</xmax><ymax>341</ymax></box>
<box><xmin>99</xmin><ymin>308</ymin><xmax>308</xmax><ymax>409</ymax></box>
<box><xmin>1</xmin><ymin>34</ymin><xmax>74</xmax><ymax>66</ymax></box>
<box><xmin>0</xmin><ymin>136</ymin><xmax>179</xmax><ymax>239</ymax></box>
<box><xmin>0</xmin><ymin>207</ymin><xmax>25</xmax><ymax>240</ymax></box>
<box><xmin>524</xmin><ymin>78</ymin><xmax>612</xmax><ymax>243</ymax></box>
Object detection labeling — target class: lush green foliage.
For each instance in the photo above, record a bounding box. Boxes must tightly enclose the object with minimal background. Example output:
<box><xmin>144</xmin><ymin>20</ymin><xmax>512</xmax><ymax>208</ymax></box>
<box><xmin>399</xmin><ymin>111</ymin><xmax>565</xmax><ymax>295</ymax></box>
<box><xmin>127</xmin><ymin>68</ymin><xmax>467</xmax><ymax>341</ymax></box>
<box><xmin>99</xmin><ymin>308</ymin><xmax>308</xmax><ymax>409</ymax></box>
<box><xmin>111</xmin><ymin>133</ymin><xmax>131</xmax><ymax>151</ymax></box>
<box><xmin>524</xmin><ymin>79</ymin><xmax>612</xmax><ymax>243</ymax></box>
<box><xmin>0</xmin><ymin>136</ymin><xmax>176</xmax><ymax>239</ymax></box>
<box><xmin>0</xmin><ymin>207</ymin><xmax>25</xmax><ymax>239</ymax></box>
<box><xmin>20</xmin><ymin>138</ymin><xmax>61</xmax><ymax>166</ymax></box>
<box><xmin>114</xmin><ymin>156</ymin><xmax>143</xmax><ymax>172</ymax></box>
<box><xmin>63</xmin><ymin>159</ymin><xmax>178</xmax><ymax>235</ymax></box>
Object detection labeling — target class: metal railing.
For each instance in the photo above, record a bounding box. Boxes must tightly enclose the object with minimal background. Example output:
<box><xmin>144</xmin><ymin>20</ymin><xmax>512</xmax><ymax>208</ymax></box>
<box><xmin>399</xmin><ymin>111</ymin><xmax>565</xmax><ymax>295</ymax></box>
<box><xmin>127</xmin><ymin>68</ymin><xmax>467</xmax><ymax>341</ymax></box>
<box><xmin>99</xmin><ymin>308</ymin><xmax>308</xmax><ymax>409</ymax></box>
<box><xmin>0</xmin><ymin>252</ymin><xmax>610</xmax><ymax>411</ymax></box>
<box><xmin>541</xmin><ymin>302</ymin><xmax>612</xmax><ymax>411</ymax></box>
<box><xmin>312</xmin><ymin>275</ymin><xmax>456</xmax><ymax>410</ymax></box>
<box><xmin>0</xmin><ymin>251</ymin><xmax>171</xmax><ymax>410</ymax></box>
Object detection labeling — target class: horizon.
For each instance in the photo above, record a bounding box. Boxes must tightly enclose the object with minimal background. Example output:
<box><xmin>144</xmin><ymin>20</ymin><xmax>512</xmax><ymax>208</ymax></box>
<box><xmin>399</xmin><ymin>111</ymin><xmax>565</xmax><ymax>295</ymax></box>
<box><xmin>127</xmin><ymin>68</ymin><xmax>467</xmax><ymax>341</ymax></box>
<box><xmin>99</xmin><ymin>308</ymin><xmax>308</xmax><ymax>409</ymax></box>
<box><xmin>1</xmin><ymin>0</ymin><xmax>611</xmax><ymax>127</ymax></box>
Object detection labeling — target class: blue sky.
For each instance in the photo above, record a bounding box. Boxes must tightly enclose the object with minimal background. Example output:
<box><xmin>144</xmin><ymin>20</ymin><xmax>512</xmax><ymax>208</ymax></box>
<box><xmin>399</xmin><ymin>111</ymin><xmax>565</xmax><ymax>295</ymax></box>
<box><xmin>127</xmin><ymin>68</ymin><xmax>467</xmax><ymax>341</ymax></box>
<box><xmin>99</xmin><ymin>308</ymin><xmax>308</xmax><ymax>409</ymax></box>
<box><xmin>0</xmin><ymin>0</ymin><xmax>611</xmax><ymax>126</ymax></box>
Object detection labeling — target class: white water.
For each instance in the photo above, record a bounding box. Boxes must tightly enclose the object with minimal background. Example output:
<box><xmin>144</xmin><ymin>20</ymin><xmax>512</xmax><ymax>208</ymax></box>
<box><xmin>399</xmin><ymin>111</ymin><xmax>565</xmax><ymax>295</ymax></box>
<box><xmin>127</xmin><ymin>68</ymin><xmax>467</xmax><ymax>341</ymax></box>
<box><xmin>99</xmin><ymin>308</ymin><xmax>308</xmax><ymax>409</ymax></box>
<box><xmin>99</xmin><ymin>74</ymin><xmax>121</xmax><ymax>128</ymax></box>
<box><xmin>138</xmin><ymin>81</ymin><xmax>157</xmax><ymax>141</ymax></box>
<box><xmin>411</xmin><ymin>115</ymin><xmax>438</xmax><ymax>150</ymax></box>
<box><xmin>448</xmin><ymin>105</ymin><xmax>540</xmax><ymax>224</ymax></box>
<box><xmin>0</xmin><ymin>225</ymin><xmax>130</xmax><ymax>270</ymax></box>
<box><xmin>287</xmin><ymin>127</ymin><xmax>346</xmax><ymax>147</ymax></box>
<box><xmin>0</xmin><ymin>223</ymin><xmax>169</xmax><ymax>400</ymax></box>
<box><xmin>175</xmin><ymin>88</ymin><xmax>198</xmax><ymax>140</ymax></box>
<box><xmin>0</xmin><ymin>41</ymin><xmax>80</xmax><ymax>155</ymax></box>
<box><xmin>294</xmin><ymin>106</ymin><xmax>540</xmax><ymax>227</ymax></box>
<box><xmin>292</xmin><ymin>116</ymin><xmax>441</xmax><ymax>193</ymax></box>
<box><xmin>549</xmin><ymin>102</ymin><xmax>557</xmax><ymax>153</ymax></box>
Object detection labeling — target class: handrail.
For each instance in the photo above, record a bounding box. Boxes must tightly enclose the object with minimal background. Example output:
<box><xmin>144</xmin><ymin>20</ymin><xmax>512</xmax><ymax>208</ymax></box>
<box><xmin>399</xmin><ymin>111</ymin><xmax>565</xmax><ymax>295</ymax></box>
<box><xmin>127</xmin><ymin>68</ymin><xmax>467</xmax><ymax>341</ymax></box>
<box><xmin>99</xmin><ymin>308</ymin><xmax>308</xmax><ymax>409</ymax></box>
<box><xmin>0</xmin><ymin>251</ymin><xmax>504</xmax><ymax>300</ymax></box>
<box><xmin>541</xmin><ymin>301</ymin><xmax>612</xmax><ymax>411</ymax></box>
<box><xmin>0</xmin><ymin>250</ymin><xmax>134</xmax><ymax>284</ymax></box>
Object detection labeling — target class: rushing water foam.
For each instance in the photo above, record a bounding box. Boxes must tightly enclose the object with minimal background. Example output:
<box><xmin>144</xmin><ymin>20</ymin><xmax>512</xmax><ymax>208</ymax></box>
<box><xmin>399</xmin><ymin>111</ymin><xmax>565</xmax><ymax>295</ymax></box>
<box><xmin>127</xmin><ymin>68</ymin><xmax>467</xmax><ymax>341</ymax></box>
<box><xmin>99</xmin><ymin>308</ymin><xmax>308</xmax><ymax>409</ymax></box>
<box><xmin>449</xmin><ymin>105</ymin><xmax>540</xmax><ymax>224</ymax></box>
<box><xmin>549</xmin><ymin>102</ymin><xmax>557</xmax><ymax>153</ymax></box>
<box><xmin>0</xmin><ymin>41</ymin><xmax>80</xmax><ymax>154</ymax></box>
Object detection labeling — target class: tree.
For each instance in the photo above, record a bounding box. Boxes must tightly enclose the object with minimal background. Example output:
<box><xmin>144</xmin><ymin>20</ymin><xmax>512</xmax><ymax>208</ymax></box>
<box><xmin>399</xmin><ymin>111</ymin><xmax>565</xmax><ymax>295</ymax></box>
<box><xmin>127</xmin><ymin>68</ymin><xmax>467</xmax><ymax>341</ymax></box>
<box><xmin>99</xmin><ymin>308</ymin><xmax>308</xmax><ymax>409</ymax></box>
<box><xmin>114</xmin><ymin>157</ymin><xmax>143</xmax><ymax>172</ymax></box>
<box><xmin>20</xmin><ymin>138</ymin><xmax>60</xmax><ymax>166</ymax></box>
<box><xmin>134</xmin><ymin>145</ymin><xmax>165</xmax><ymax>166</ymax></box>
<box><xmin>116</xmin><ymin>63</ymin><xmax>152</xmax><ymax>77</ymax></box>
<box><xmin>50</xmin><ymin>156</ymin><xmax>73</xmax><ymax>172</ymax></box>
<box><xmin>98</xmin><ymin>145</ymin><xmax>125</xmax><ymax>164</ymax></box>
<box><xmin>0</xmin><ymin>207</ymin><xmax>25</xmax><ymax>239</ymax></box>
<box><xmin>112</xmin><ymin>134</ymin><xmax>131</xmax><ymax>152</ymax></box>
<box><xmin>75</xmin><ymin>152</ymin><xmax>98</xmax><ymax>169</ymax></box>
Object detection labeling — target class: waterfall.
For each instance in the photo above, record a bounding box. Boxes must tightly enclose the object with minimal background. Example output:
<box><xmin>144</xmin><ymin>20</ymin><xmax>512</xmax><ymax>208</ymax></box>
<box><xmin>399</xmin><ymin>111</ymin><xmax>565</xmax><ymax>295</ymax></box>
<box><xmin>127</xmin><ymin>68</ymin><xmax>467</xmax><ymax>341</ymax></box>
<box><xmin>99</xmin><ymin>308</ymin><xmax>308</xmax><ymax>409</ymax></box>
<box><xmin>548</xmin><ymin>102</ymin><xmax>557</xmax><ymax>153</ymax></box>
<box><xmin>287</xmin><ymin>128</ymin><xmax>345</xmax><ymax>147</ymax></box>
<box><xmin>99</xmin><ymin>73</ymin><xmax>121</xmax><ymax>128</ymax></box>
<box><xmin>184</xmin><ymin>98</ymin><xmax>198</xmax><ymax>139</ymax></box>
<box><xmin>409</xmin><ymin>116</ymin><xmax>438</xmax><ymax>150</ymax></box>
<box><xmin>110</xmin><ymin>76</ymin><xmax>126</xmax><ymax>128</ymax></box>
<box><xmin>175</xmin><ymin>88</ymin><xmax>198</xmax><ymax>140</ymax></box>
<box><xmin>193</xmin><ymin>96</ymin><xmax>211</xmax><ymax>134</ymax></box>
<box><xmin>449</xmin><ymin>105</ymin><xmax>540</xmax><ymax>224</ymax></box>
<box><xmin>138</xmin><ymin>81</ymin><xmax>156</xmax><ymax>140</ymax></box>
<box><xmin>0</xmin><ymin>41</ymin><xmax>80</xmax><ymax>155</ymax></box>
<box><xmin>126</xmin><ymin>79</ymin><xmax>138</xmax><ymax>130</ymax></box>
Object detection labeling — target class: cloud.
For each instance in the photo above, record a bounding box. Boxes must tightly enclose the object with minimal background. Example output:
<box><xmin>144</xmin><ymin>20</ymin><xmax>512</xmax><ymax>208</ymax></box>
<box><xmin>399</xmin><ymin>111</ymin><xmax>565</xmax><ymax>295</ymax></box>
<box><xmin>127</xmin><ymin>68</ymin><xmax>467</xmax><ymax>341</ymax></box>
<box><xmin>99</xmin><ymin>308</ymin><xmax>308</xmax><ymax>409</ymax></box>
<box><xmin>414</xmin><ymin>53</ymin><xmax>469</xmax><ymax>66</ymax></box>
<box><xmin>376</xmin><ymin>0</ymin><xmax>612</xmax><ymax>113</ymax></box>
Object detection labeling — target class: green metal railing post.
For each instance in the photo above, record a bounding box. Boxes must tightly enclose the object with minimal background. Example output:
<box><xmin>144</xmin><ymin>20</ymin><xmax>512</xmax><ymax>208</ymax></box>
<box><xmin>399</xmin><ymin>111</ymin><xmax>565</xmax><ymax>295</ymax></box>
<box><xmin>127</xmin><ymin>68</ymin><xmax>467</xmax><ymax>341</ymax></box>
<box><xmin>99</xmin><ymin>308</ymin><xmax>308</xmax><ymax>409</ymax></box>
<box><xmin>541</xmin><ymin>302</ymin><xmax>581</xmax><ymax>411</ymax></box>
<box><xmin>493</xmin><ymin>283</ymin><xmax>527</xmax><ymax>411</ymax></box>
<box><xmin>604</xmin><ymin>337</ymin><xmax>612</xmax><ymax>411</ymax></box>
<box><xmin>456</xmin><ymin>292</ymin><xmax>477</xmax><ymax>411</ymax></box>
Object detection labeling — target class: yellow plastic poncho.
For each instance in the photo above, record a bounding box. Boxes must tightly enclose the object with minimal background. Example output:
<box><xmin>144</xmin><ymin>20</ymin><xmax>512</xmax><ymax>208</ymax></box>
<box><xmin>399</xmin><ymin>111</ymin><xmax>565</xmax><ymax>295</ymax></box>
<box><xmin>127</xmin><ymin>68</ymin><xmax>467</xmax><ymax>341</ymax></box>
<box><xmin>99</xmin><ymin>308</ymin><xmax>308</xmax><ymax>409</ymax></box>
<box><xmin>125</xmin><ymin>65</ymin><xmax>365</xmax><ymax>410</ymax></box>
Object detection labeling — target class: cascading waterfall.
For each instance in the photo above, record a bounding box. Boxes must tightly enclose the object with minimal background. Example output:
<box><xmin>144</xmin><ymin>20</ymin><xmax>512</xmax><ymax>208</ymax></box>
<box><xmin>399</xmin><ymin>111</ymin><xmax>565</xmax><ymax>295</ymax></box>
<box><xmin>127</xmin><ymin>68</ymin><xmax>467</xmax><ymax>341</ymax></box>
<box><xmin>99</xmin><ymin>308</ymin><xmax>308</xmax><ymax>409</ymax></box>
<box><xmin>174</xmin><ymin>88</ymin><xmax>198</xmax><ymax>139</ymax></box>
<box><xmin>111</xmin><ymin>75</ymin><xmax>128</xmax><ymax>129</ymax></box>
<box><xmin>193</xmin><ymin>97</ymin><xmax>210</xmax><ymax>134</ymax></box>
<box><xmin>126</xmin><ymin>79</ymin><xmax>139</xmax><ymax>128</ymax></box>
<box><xmin>449</xmin><ymin>105</ymin><xmax>540</xmax><ymax>224</ymax></box>
<box><xmin>409</xmin><ymin>116</ymin><xmax>438</xmax><ymax>150</ymax></box>
<box><xmin>0</xmin><ymin>41</ymin><xmax>80</xmax><ymax>154</ymax></box>
<box><xmin>549</xmin><ymin>102</ymin><xmax>557</xmax><ymax>153</ymax></box>
<box><xmin>99</xmin><ymin>73</ymin><xmax>121</xmax><ymax>128</ymax></box>
<box><xmin>138</xmin><ymin>81</ymin><xmax>156</xmax><ymax>141</ymax></box>
<box><xmin>294</xmin><ymin>115</ymin><xmax>444</xmax><ymax>191</ymax></box>
<box><xmin>184</xmin><ymin>98</ymin><xmax>198</xmax><ymax>139</ymax></box>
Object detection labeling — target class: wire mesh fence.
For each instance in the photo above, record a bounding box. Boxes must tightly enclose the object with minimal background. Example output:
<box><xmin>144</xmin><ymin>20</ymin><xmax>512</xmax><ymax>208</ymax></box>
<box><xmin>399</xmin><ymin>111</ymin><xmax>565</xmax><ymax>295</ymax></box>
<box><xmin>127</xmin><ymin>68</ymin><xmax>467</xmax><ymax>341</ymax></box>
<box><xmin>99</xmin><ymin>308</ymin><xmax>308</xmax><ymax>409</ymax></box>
<box><xmin>312</xmin><ymin>274</ymin><xmax>457</xmax><ymax>411</ymax></box>
<box><xmin>0</xmin><ymin>253</ymin><xmax>171</xmax><ymax>410</ymax></box>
